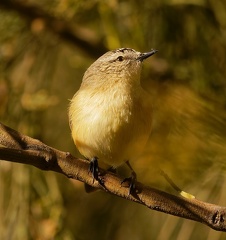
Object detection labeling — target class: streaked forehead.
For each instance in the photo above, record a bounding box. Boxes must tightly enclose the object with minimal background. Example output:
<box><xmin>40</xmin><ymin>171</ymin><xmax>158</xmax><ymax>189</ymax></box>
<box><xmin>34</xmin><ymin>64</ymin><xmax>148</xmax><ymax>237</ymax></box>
<box><xmin>97</xmin><ymin>48</ymin><xmax>140</xmax><ymax>62</ymax></box>
<box><xmin>112</xmin><ymin>48</ymin><xmax>137</xmax><ymax>54</ymax></box>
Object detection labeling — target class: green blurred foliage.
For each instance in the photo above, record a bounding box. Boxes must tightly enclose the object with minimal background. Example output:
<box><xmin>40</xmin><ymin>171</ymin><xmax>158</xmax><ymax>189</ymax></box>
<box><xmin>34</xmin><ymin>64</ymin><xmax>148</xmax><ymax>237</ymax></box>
<box><xmin>1</xmin><ymin>0</ymin><xmax>226</xmax><ymax>239</ymax></box>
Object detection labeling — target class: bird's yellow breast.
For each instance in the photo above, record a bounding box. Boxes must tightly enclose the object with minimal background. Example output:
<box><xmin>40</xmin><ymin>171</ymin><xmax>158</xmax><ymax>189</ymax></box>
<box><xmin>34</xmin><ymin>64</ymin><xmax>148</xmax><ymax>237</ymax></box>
<box><xmin>69</xmin><ymin>83</ymin><xmax>152</xmax><ymax>168</ymax></box>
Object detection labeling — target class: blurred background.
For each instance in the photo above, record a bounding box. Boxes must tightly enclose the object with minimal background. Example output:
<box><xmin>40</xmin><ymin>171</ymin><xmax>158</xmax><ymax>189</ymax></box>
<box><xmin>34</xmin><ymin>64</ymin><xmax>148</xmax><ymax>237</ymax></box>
<box><xmin>0</xmin><ymin>0</ymin><xmax>226</xmax><ymax>239</ymax></box>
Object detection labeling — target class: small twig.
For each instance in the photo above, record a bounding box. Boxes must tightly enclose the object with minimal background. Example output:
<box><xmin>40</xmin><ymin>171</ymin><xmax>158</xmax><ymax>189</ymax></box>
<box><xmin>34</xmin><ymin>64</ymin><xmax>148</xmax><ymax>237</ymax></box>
<box><xmin>0</xmin><ymin>122</ymin><xmax>226</xmax><ymax>231</ymax></box>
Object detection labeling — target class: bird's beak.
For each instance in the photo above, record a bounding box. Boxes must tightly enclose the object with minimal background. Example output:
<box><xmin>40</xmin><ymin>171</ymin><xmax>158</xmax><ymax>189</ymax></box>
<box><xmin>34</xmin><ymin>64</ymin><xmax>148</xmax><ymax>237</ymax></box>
<box><xmin>137</xmin><ymin>49</ymin><xmax>158</xmax><ymax>61</ymax></box>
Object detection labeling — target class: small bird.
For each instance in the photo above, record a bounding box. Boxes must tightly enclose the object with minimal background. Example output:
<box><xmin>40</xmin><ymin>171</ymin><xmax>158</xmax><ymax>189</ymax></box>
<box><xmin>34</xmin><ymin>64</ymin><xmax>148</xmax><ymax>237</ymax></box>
<box><xmin>69</xmin><ymin>48</ymin><xmax>157</xmax><ymax>193</ymax></box>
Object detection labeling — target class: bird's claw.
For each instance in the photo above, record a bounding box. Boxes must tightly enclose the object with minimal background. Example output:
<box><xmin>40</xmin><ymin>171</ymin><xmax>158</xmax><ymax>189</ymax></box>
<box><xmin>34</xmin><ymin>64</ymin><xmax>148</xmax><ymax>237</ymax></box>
<box><xmin>89</xmin><ymin>157</ymin><xmax>99</xmax><ymax>181</ymax></box>
<box><xmin>89</xmin><ymin>157</ymin><xmax>104</xmax><ymax>186</ymax></box>
<box><xmin>121</xmin><ymin>171</ymin><xmax>137</xmax><ymax>195</ymax></box>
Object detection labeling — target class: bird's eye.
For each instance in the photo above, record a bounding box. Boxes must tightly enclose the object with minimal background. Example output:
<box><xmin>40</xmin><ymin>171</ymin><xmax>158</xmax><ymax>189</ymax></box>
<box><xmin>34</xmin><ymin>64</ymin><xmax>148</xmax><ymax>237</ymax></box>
<box><xmin>117</xmin><ymin>56</ymin><xmax>124</xmax><ymax>61</ymax></box>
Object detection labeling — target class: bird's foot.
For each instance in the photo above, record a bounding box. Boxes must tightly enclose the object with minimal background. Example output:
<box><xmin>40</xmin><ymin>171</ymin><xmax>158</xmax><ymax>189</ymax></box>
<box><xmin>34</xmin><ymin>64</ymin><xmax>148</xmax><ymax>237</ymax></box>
<box><xmin>121</xmin><ymin>171</ymin><xmax>137</xmax><ymax>195</ymax></box>
<box><xmin>89</xmin><ymin>157</ymin><xmax>104</xmax><ymax>186</ymax></box>
<box><xmin>89</xmin><ymin>157</ymin><xmax>99</xmax><ymax>180</ymax></box>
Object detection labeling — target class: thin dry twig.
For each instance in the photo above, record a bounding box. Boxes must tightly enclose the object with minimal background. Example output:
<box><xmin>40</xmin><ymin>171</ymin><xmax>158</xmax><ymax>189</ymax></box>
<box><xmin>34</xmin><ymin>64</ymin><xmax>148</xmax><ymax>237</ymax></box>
<box><xmin>0</xmin><ymin>122</ymin><xmax>226</xmax><ymax>231</ymax></box>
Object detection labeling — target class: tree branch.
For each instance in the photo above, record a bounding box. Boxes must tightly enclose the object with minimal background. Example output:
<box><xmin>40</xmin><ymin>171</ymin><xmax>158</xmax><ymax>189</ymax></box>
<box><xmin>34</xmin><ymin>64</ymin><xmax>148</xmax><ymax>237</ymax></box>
<box><xmin>0</xmin><ymin>0</ymin><xmax>108</xmax><ymax>58</ymax></box>
<box><xmin>0</xmin><ymin>122</ymin><xmax>226</xmax><ymax>231</ymax></box>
